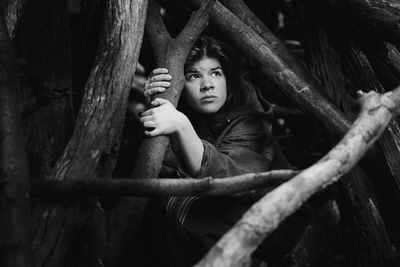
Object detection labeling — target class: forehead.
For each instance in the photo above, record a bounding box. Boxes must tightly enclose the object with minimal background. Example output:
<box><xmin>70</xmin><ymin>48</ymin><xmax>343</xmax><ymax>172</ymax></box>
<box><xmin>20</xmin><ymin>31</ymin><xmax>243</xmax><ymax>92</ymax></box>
<box><xmin>185</xmin><ymin>57</ymin><xmax>222</xmax><ymax>72</ymax></box>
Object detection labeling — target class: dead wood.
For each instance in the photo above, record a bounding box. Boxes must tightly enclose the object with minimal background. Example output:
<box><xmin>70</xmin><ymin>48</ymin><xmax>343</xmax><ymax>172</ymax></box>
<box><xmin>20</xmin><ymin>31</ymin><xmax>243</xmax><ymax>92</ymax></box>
<box><xmin>195</xmin><ymin>88</ymin><xmax>400</xmax><ymax>267</ymax></box>
<box><xmin>31</xmin><ymin>1</ymin><xmax>148</xmax><ymax>266</ymax></box>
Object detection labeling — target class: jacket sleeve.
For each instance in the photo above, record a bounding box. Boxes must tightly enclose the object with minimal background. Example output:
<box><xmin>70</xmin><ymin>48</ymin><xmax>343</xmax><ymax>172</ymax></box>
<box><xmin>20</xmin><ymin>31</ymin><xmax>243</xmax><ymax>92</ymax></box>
<box><xmin>178</xmin><ymin>115</ymin><xmax>289</xmax><ymax>178</ymax></box>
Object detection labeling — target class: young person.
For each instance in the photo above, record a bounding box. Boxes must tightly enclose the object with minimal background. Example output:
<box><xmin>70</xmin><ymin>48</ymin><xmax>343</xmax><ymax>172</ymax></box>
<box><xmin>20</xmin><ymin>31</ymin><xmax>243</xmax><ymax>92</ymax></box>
<box><xmin>141</xmin><ymin>35</ymin><xmax>313</xmax><ymax>266</ymax></box>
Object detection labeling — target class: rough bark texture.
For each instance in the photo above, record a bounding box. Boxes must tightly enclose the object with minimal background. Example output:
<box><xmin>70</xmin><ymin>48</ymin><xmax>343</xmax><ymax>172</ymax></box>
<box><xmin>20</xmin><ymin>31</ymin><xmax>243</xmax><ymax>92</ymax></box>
<box><xmin>0</xmin><ymin>3</ymin><xmax>31</xmax><ymax>266</ymax></box>
<box><xmin>31</xmin><ymin>1</ymin><xmax>147</xmax><ymax>266</ymax></box>
<box><xmin>195</xmin><ymin>87</ymin><xmax>400</xmax><ymax>267</ymax></box>
<box><xmin>186</xmin><ymin>0</ymin><xmax>351</xmax><ymax>137</ymax></box>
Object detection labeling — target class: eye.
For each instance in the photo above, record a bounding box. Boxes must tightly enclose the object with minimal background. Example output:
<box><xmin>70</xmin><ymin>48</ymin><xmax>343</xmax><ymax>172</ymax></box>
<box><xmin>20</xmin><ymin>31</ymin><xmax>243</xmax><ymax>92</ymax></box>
<box><xmin>212</xmin><ymin>70</ymin><xmax>223</xmax><ymax>77</ymax></box>
<box><xmin>186</xmin><ymin>73</ymin><xmax>200</xmax><ymax>81</ymax></box>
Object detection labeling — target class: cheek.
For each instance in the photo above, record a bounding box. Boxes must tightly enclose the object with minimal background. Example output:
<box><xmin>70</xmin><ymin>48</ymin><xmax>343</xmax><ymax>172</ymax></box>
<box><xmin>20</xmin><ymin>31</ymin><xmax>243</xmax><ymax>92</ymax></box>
<box><xmin>183</xmin><ymin>87</ymin><xmax>198</xmax><ymax>105</ymax></box>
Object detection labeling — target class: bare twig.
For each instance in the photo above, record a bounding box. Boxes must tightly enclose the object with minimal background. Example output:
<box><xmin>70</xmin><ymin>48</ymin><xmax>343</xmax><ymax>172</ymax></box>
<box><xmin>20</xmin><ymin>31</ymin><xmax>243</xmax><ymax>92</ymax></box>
<box><xmin>195</xmin><ymin>88</ymin><xmax>400</xmax><ymax>266</ymax></box>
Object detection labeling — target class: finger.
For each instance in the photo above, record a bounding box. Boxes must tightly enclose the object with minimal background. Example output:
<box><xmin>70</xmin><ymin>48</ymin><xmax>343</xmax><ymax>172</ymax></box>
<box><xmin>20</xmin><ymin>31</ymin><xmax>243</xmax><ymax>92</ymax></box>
<box><xmin>139</xmin><ymin>115</ymin><xmax>152</xmax><ymax>123</ymax></box>
<box><xmin>141</xmin><ymin>109</ymin><xmax>154</xmax><ymax>117</ymax></box>
<box><xmin>151</xmin><ymin>98</ymin><xmax>170</xmax><ymax>106</ymax></box>
<box><xmin>148</xmin><ymin>74</ymin><xmax>172</xmax><ymax>82</ymax></box>
<box><xmin>146</xmin><ymin>81</ymin><xmax>171</xmax><ymax>89</ymax></box>
<box><xmin>144</xmin><ymin>87</ymin><xmax>166</xmax><ymax>98</ymax></box>
<box><xmin>145</xmin><ymin>128</ymin><xmax>161</xmax><ymax>137</ymax></box>
<box><xmin>143</xmin><ymin>121</ymin><xmax>156</xmax><ymax>128</ymax></box>
<box><xmin>150</xmin><ymin>68</ymin><xmax>169</xmax><ymax>76</ymax></box>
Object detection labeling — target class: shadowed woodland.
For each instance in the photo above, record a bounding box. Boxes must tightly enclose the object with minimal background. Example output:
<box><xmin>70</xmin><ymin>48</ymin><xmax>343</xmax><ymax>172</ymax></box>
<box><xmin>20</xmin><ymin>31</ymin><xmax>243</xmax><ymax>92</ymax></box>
<box><xmin>2</xmin><ymin>0</ymin><xmax>400</xmax><ymax>266</ymax></box>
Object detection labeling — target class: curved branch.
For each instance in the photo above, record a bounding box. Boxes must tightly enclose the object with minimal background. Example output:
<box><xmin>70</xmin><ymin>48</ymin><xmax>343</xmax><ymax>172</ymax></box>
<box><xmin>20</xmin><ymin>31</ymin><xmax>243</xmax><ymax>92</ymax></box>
<box><xmin>32</xmin><ymin>170</ymin><xmax>296</xmax><ymax>198</ymax></box>
<box><xmin>195</xmin><ymin>88</ymin><xmax>400</xmax><ymax>266</ymax></box>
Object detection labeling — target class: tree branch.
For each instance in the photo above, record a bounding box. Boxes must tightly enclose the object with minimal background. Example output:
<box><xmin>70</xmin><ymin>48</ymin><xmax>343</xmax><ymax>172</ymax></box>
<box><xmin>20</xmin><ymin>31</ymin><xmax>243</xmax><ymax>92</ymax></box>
<box><xmin>145</xmin><ymin>0</ymin><xmax>170</xmax><ymax>62</ymax></box>
<box><xmin>195</xmin><ymin>88</ymin><xmax>400</xmax><ymax>266</ymax></box>
<box><xmin>31</xmin><ymin>170</ymin><xmax>296</xmax><ymax>198</ymax></box>
<box><xmin>131</xmin><ymin>0</ymin><xmax>215</xmax><ymax>181</ymax></box>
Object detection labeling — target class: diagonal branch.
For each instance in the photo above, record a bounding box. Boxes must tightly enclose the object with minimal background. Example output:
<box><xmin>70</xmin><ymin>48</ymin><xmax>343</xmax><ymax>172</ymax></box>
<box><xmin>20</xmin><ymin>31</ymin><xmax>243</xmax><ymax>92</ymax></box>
<box><xmin>195</xmin><ymin>87</ymin><xmax>400</xmax><ymax>266</ymax></box>
<box><xmin>145</xmin><ymin>0</ymin><xmax>171</xmax><ymax>62</ymax></box>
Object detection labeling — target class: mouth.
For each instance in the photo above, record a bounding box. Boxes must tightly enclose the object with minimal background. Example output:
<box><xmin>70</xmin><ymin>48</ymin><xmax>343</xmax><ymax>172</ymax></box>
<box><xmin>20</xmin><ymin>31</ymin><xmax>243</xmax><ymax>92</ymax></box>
<box><xmin>201</xmin><ymin>95</ymin><xmax>217</xmax><ymax>101</ymax></box>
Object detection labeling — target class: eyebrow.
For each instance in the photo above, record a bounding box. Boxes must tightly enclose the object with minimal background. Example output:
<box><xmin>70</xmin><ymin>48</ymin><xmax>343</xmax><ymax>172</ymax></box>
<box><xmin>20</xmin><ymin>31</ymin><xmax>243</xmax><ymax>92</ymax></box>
<box><xmin>185</xmin><ymin>66</ymin><xmax>222</xmax><ymax>74</ymax></box>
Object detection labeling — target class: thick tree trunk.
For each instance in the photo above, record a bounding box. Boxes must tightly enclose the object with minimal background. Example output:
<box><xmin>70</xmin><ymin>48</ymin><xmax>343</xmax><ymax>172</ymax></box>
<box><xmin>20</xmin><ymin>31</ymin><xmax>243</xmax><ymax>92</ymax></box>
<box><xmin>31</xmin><ymin>1</ymin><xmax>147</xmax><ymax>266</ymax></box>
<box><xmin>0</xmin><ymin>3</ymin><xmax>31</xmax><ymax>266</ymax></box>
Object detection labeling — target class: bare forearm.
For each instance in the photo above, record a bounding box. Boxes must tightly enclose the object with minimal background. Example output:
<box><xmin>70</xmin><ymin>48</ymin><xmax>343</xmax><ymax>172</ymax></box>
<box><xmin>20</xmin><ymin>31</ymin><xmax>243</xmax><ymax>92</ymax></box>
<box><xmin>174</xmin><ymin>117</ymin><xmax>204</xmax><ymax>177</ymax></box>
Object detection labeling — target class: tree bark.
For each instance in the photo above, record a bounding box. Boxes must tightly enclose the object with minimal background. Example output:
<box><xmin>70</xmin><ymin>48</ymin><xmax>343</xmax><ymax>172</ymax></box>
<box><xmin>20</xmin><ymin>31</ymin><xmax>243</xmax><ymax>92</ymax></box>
<box><xmin>31</xmin><ymin>1</ymin><xmax>147</xmax><ymax>266</ymax></box>
<box><xmin>195</xmin><ymin>87</ymin><xmax>400</xmax><ymax>267</ymax></box>
<box><xmin>0</xmin><ymin>3</ymin><xmax>31</xmax><ymax>266</ymax></box>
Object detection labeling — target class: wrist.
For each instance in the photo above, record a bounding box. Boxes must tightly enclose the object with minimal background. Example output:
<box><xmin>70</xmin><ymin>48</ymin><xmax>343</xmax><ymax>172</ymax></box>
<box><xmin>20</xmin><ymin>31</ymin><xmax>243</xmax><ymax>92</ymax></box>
<box><xmin>174</xmin><ymin>112</ymin><xmax>191</xmax><ymax>135</ymax></box>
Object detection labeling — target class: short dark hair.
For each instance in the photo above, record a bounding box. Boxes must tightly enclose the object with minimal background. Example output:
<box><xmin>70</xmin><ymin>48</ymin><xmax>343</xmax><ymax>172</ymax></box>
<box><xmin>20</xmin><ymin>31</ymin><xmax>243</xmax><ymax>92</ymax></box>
<box><xmin>184</xmin><ymin>35</ymin><xmax>251</xmax><ymax>107</ymax></box>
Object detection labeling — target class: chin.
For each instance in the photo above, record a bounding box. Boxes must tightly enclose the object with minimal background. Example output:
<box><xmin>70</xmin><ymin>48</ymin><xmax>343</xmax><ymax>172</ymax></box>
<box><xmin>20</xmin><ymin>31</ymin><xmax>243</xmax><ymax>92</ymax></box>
<box><xmin>198</xmin><ymin>104</ymin><xmax>222</xmax><ymax>114</ymax></box>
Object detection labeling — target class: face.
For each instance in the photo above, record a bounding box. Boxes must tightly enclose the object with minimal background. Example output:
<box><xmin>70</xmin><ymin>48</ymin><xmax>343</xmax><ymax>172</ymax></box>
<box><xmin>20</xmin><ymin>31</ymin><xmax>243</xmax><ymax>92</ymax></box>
<box><xmin>183</xmin><ymin>57</ymin><xmax>227</xmax><ymax>114</ymax></box>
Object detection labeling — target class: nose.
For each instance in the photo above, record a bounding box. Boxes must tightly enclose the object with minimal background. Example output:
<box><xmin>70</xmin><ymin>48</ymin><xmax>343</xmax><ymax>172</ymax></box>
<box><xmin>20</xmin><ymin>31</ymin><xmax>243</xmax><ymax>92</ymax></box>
<box><xmin>201</xmin><ymin>76</ymin><xmax>214</xmax><ymax>91</ymax></box>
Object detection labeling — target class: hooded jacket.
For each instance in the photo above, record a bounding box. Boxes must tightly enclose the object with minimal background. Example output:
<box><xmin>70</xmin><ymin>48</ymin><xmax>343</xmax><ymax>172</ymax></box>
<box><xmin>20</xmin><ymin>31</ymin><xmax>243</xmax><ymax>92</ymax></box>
<box><xmin>159</xmin><ymin>85</ymin><xmax>294</xmax><ymax>252</ymax></box>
